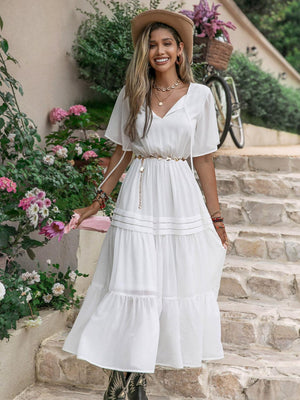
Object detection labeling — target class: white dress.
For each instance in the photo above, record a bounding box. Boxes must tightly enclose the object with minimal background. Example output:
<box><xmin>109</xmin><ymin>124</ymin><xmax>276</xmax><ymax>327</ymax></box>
<box><xmin>63</xmin><ymin>82</ymin><xmax>226</xmax><ymax>373</ymax></box>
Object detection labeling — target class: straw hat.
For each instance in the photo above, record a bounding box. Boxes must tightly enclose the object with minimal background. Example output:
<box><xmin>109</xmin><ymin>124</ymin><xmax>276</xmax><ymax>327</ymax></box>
<box><xmin>131</xmin><ymin>9</ymin><xmax>194</xmax><ymax>63</ymax></box>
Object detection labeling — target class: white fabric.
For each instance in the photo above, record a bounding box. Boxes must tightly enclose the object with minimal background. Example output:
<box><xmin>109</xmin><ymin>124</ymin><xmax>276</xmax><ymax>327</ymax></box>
<box><xmin>63</xmin><ymin>82</ymin><xmax>226</xmax><ymax>373</ymax></box>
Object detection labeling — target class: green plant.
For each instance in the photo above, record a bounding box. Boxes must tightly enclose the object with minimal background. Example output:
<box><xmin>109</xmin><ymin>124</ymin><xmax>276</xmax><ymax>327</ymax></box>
<box><xmin>81</xmin><ymin>99</ymin><xmax>115</xmax><ymax>128</ymax></box>
<box><xmin>234</xmin><ymin>0</ymin><xmax>300</xmax><ymax>73</ymax></box>
<box><xmin>72</xmin><ymin>0</ymin><xmax>183</xmax><ymax>100</ymax></box>
<box><xmin>45</xmin><ymin>104</ymin><xmax>114</xmax><ymax>160</ymax></box>
<box><xmin>0</xmin><ymin>17</ymin><xmax>115</xmax><ymax>271</ymax></box>
<box><xmin>0</xmin><ymin>260</ymin><xmax>88</xmax><ymax>341</ymax></box>
<box><xmin>0</xmin><ymin>16</ymin><xmax>41</xmax><ymax>163</ymax></box>
<box><xmin>226</xmin><ymin>52</ymin><xmax>300</xmax><ymax>134</ymax></box>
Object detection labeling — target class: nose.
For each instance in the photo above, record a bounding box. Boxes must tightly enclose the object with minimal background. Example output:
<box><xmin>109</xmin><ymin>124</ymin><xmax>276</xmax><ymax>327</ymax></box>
<box><xmin>156</xmin><ymin>43</ymin><xmax>165</xmax><ymax>55</ymax></box>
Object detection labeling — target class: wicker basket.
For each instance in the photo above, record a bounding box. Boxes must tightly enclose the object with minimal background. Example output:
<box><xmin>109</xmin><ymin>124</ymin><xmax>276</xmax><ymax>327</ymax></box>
<box><xmin>193</xmin><ymin>36</ymin><xmax>233</xmax><ymax>71</ymax></box>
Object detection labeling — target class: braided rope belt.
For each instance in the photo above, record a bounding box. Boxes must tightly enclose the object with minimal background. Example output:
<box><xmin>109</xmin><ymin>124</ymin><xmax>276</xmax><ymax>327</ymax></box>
<box><xmin>135</xmin><ymin>154</ymin><xmax>187</xmax><ymax>209</ymax></box>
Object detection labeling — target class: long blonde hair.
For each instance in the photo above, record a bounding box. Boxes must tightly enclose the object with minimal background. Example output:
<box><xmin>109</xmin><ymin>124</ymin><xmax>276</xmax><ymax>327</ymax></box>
<box><xmin>125</xmin><ymin>22</ymin><xmax>194</xmax><ymax>142</ymax></box>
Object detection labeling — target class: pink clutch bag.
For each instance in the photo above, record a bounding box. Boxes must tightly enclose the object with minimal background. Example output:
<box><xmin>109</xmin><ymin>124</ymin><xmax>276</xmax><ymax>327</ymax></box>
<box><xmin>64</xmin><ymin>212</ymin><xmax>111</xmax><ymax>233</ymax></box>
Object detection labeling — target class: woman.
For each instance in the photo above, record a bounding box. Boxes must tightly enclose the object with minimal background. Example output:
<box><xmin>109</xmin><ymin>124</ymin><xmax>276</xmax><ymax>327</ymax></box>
<box><xmin>63</xmin><ymin>9</ymin><xmax>228</xmax><ymax>399</ymax></box>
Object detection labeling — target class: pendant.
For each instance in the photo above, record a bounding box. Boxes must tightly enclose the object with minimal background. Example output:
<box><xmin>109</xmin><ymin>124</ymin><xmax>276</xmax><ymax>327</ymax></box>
<box><xmin>158</xmin><ymin>101</ymin><xmax>163</xmax><ymax>106</ymax></box>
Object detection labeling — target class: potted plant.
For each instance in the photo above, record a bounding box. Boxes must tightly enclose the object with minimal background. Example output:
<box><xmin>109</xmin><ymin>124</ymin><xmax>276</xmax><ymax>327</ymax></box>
<box><xmin>181</xmin><ymin>0</ymin><xmax>236</xmax><ymax>70</ymax></box>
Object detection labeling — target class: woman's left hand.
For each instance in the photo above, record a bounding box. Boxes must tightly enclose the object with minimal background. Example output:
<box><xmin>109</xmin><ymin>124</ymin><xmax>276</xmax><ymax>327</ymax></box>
<box><xmin>214</xmin><ymin>221</ymin><xmax>229</xmax><ymax>250</ymax></box>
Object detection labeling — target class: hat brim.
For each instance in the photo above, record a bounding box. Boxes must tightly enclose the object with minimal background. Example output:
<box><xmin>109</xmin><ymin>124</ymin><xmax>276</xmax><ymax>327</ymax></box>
<box><xmin>131</xmin><ymin>10</ymin><xmax>194</xmax><ymax>64</ymax></box>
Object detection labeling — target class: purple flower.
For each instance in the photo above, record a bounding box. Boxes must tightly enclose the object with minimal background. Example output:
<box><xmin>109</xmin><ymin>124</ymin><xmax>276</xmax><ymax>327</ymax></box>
<box><xmin>181</xmin><ymin>0</ymin><xmax>236</xmax><ymax>43</ymax></box>
<box><xmin>39</xmin><ymin>221</ymin><xmax>65</xmax><ymax>241</ymax></box>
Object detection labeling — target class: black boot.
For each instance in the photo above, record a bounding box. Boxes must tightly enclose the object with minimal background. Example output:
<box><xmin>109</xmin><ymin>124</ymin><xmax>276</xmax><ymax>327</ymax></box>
<box><xmin>103</xmin><ymin>370</ymin><xmax>127</xmax><ymax>400</ymax></box>
<box><xmin>127</xmin><ymin>373</ymin><xmax>148</xmax><ymax>400</ymax></box>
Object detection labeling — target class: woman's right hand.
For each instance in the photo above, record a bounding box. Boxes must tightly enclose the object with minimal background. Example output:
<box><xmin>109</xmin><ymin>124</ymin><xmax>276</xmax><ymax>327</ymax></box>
<box><xmin>73</xmin><ymin>202</ymin><xmax>101</xmax><ymax>228</ymax></box>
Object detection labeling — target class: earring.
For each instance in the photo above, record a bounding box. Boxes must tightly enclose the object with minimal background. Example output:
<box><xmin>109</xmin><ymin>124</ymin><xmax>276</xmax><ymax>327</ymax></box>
<box><xmin>176</xmin><ymin>54</ymin><xmax>183</xmax><ymax>65</ymax></box>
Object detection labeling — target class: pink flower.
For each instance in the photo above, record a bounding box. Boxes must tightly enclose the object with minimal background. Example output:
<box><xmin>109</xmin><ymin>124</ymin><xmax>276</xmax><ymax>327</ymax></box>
<box><xmin>37</xmin><ymin>191</ymin><xmax>46</xmax><ymax>199</ymax></box>
<box><xmin>36</xmin><ymin>200</ymin><xmax>44</xmax><ymax>208</ymax></box>
<box><xmin>49</xmin><ymin>107</ymin><xmax>69</xmax><ymax>124</ymax></box>
<box><xmin>0</xmin><ymin>177</ymin><xmax>17</xmax><ymax>193</ymax></box>
<box><xmin>52</xmin><ymin>145</ymin><xmax>63</xmax><ymax>154</ymax></box>
<box><xmin>68</xmin><ymin>105</ymin><xmax>87</xmax><ymax>116</ymax></box>
<box><xmin>82</xmin><ymin>150</ymin><xmax>98</xmax><ymax>160</ymax></box>
<box><xmin>39</xmin><ymin>221</ymin><xmax>65</xmax><ymax>241</ymax></box>
<box><xmin>44</xmin><ymin>198</ymin><xmax>51</xmax><ymax>207</ymax></box>
<box><xmin>18</xmin><ymin>196</ymin><xmax>36</xmax><ymax>210</ymax></box>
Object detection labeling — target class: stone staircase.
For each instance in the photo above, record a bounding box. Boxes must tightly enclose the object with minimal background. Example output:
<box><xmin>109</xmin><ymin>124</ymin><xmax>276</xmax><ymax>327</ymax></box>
<box><xmin>14</xmin><ymin>150</ymin><xmax>300</xmax><ymax>400</ymax></box>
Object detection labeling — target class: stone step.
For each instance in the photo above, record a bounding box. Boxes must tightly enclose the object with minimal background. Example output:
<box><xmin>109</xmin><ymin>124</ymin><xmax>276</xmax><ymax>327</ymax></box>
<box><xmin>219</xmin><ymin>298</ymin><xmax>300</xmax><ymax>351</ymax></box>
<box><xmin>219</xmin><ymin>256</ymin><xmax>300</xmax><ymax>302</ymax></box>
<box><xmin>216</xmin><ymin>168</ymin><xmax>300</xmax><ymax>199</ymax></box>
<box><xmin>206</xmin><ymin>346</ymin><xmax>300</xmax><ymax>400</ymax></box>
<box><xmin>219</xmin><ymin>196</ymin><xmax>300</xmax><ymax>226</ymax></box>
<box><xmin>213</xmin><ymin>153</ymin><xmax>300</xmax><ymax>173</ymax></box>
<box><xmin>226</xmin><ymin>224</ymin><xmax>300</xmax><ymax>261</ymax></box>
<box><xmin>13</xmin><ymin>383</ymin><xmax>169</xmax><ymax>400</ymax></box>
<box><xmin>33</xmin><ymin>330</ymin><xmax>300</xmax><ymax>400</ymax></box>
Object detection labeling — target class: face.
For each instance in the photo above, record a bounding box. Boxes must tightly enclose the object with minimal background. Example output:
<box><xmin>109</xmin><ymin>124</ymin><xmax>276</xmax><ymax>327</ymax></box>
<box><xmin>148</xmin><ymin>28</ymin><xmax>183</xmax><ymax>73</ymax></box>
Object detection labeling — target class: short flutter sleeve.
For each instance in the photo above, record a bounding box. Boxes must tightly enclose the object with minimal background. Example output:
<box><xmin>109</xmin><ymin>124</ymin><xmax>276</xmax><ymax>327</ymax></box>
<box><xmin>104</xmin><ymin>86</ymin><xmax>132</xmax><ymax>151</ymax></box>
<box><xmin>192</xmin><ymin>89</ymin><xmax>220</xmax><ymax>157</ymax></box>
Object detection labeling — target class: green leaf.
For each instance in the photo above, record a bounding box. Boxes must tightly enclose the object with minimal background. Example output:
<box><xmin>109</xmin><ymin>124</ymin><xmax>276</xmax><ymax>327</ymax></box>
<box><xmin>0</xmin><ymin>16</ymin><xmax>3</xmax><ymax>30</ymax></box>
<box><xmin>1</xmin><ymin>39</ymin><xmax>8</xmax><ymax>54</ymax></box>
<box><xmin>21</xmin><ymin>237</ymin><xmax>45</xmax><ymax>250</ymax></box>
<box><xmin>0</xmin><ymin>103</ymin><xmax>8</xmax><ymax>115</ymax></box>
<box><xmin>0</xmin><ymin>118</ymin><xmax>5</xmax><ymax>129</ymax></box>
<box><xmin>26</xmin><ymin>248</ymin><xmax>36</xmax><ymax>260</ymax></box>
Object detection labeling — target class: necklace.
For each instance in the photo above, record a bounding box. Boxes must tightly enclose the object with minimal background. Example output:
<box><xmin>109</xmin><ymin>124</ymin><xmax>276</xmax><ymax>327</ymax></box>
<box><xmin>153</xmin><ymin>79</ymin><xmax>181</xmax><ymax>92</ymax></box>
<box><xmin>153</xmin><ymin>89</ymin><xmax>173</xmax><ymax>106</ymax></box>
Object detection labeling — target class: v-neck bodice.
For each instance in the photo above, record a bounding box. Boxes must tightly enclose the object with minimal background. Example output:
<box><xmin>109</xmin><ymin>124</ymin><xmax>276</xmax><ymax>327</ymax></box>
<box><xmin>104</xmin><ymin>82</ymin><xmax>220</xmax><ymax>160</ymax></box>
<box><xmin>151</xmin><ymin>83</ymin><xmax>191</xmax><ymax>120</ymax></box>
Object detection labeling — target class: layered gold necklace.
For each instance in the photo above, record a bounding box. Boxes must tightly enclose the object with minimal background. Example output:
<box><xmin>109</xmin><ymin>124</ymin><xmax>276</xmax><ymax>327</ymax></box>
<box><xmin>152</xmin><ymin>79</ymin><xmax>182</xmax><ymax>106</ymax></box>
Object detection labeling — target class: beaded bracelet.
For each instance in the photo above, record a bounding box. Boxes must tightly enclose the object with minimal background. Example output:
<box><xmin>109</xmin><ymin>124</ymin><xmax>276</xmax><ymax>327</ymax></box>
<box><xmin>212</xmin><ymin>217</ymin><xmax>224</xmax><ymax>223</ymax></box>
<box><xmin>92</xmin><ymin>189</ymin><xmax>109</xmax><ymax>209</ymax></box>
<box><xmin>95</xmin><ymin>189</ymin><xmax>109</xmax><ymax>202</ymax></box>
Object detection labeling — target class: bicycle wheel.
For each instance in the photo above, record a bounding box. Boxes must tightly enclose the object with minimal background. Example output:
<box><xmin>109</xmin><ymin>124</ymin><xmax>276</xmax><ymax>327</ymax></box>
<box><xmin>229</xmin><ymin>93</ymin><xmax>245</xmax><ymax>148</ymax></box>
<box><xmin>225</xmin><ymin>76</ymin><xmax>245</xmax><ymax>149</ymax></box>
<box><xmin>205</xmin><ymin>75</ymin><xmax>232</xmax><ymax>148</ymax></box>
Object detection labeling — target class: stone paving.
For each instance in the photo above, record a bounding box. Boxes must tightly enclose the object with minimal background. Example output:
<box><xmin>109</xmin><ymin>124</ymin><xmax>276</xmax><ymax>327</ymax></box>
<box><xmin>13</xmin><ymin>147</ymin><xmax>300</xmax><ymax>400</ymax></box>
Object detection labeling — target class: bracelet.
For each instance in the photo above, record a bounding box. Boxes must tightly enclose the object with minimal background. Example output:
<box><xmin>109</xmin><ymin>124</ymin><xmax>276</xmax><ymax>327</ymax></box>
<box><xmin>92</xmin><ymin>197</ymin><xmax>106</xmax><ymax>209</ymax></box>
<box><xmin>212</xmin><ymin>217</ymin><xmax>224</xmax><ymax>223</ymax></box>
<box><xmin>95</xmin><ymin>188</ymin><xmax>109</xmax><ymax>202</ymax></box>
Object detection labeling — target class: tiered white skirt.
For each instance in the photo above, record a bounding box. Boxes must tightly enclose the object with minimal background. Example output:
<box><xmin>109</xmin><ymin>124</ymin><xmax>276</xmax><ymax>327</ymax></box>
<box><xmin>62</xmin><ymin>158</ymin><xmax>226</xmax><ymax>372</ymax></box>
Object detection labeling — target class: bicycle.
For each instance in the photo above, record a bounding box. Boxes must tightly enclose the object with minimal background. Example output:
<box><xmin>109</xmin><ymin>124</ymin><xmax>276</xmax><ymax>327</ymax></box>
<box><xmin>193</xmin><ymin>62</ymin><xmax>245</xmax><ymax>149</ymax></box>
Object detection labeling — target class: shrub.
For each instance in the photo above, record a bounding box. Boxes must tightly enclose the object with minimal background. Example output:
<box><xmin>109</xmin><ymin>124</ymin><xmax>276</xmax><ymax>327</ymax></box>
<box><xmin>227</xmin><ymin>52</ymin><xmax>300</xmax><ymax>134</ymax></box>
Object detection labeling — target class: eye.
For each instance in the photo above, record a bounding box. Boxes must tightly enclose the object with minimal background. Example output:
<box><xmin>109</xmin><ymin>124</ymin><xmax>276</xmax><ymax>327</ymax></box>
<box><xmin>149</xmin><ymin>43</ymin><xmax>156</xmax><ymax>49</ymax></box>
<box><xmin>164</xmin><ymin>42</ymin><xmax>172</xmax><ymax>46</ymax></box>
